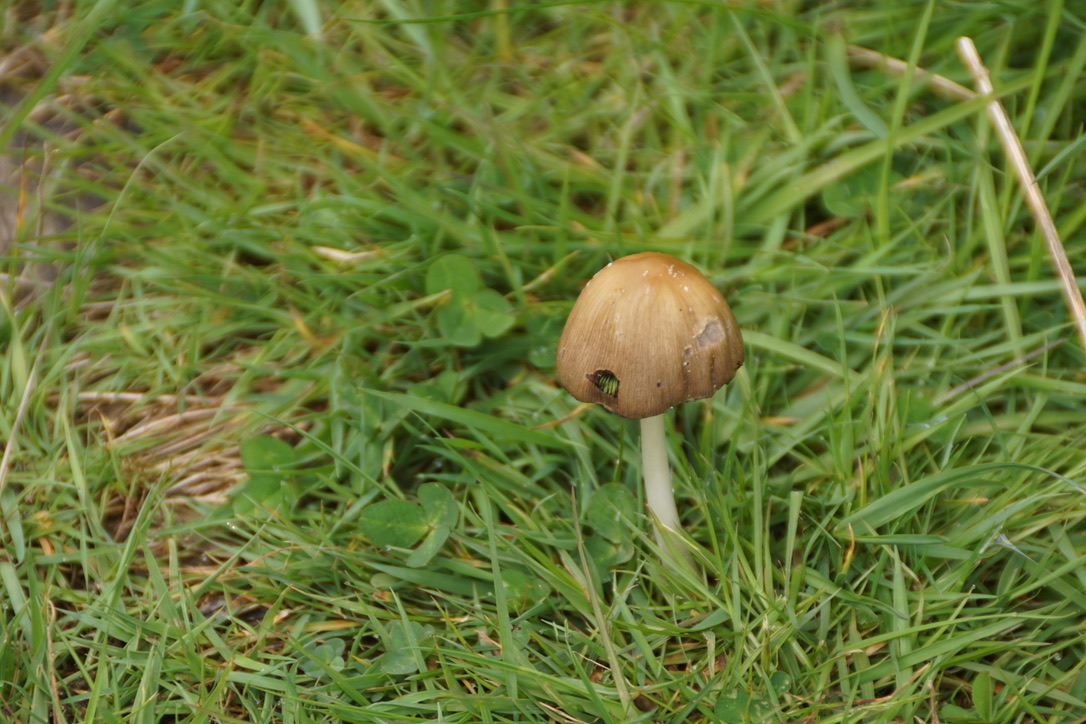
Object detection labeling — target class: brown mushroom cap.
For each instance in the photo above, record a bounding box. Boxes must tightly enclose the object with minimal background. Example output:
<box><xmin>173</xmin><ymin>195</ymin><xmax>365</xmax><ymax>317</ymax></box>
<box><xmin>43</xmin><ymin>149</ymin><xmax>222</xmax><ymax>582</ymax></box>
<box><xmin>556</xmin><ymin>252</ymin><xmax>743</xmax><ymax>419</ymax></box>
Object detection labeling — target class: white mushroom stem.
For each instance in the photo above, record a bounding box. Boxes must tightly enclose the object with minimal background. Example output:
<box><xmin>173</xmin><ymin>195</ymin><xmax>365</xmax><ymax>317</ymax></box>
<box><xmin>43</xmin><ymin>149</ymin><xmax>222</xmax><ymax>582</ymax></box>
<box><xmin>640</xmin><ymin>414</ymin><xmax>683</xmax><ymax>549</ymax></box>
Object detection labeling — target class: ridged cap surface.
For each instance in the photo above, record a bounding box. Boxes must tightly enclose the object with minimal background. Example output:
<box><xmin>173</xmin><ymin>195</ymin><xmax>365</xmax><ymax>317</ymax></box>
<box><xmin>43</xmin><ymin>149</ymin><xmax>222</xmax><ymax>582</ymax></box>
<box><xmin>556</xmin><ymin>252</ymin><xmax>743</xmax><ymax>419</ymax></box>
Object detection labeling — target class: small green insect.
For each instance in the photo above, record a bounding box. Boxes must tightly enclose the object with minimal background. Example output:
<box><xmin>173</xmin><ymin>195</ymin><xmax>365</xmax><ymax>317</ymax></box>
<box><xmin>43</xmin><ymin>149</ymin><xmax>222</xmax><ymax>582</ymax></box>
<box><xmin>592</xmin><ymin>370</ymin><xmax>620</xmax><ymax>397</ymax></box>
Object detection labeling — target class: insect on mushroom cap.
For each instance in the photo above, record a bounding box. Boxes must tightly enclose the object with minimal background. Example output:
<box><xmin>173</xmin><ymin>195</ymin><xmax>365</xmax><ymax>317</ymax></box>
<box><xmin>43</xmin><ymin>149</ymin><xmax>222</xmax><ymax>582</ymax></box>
<box><xmin>556</xmin><ymin>252</ymin><xmax>744</xmax><ymax>419</ymax></box>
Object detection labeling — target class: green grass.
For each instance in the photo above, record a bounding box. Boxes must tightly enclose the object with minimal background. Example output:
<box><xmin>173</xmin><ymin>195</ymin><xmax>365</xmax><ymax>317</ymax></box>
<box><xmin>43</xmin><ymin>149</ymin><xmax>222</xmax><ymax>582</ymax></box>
<box><xmin>2</xmin><ymin>1</ymin><xmax>1085</xmax><ymax>722</ymax></box>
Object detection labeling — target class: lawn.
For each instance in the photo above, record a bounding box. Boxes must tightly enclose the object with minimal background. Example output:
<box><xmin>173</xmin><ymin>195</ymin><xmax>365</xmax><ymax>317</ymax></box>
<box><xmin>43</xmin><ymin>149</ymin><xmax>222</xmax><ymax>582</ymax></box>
<box><xmin>1</xmin><ymin>1</ymin><xmax>1085</xmax><ymax>722</ymax></box>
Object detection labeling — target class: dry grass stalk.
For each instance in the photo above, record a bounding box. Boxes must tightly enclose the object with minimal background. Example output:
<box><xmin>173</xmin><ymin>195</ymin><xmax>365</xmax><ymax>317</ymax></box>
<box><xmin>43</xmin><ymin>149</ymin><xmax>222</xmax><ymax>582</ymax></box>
<box><xmin>846</xmin><ymin>45</ymin><xmax>975</xmax><ymax>102</ymax></box>
<box><xmin>956</xmin><ymin>36</ymin><xmax>1086</xmax><ymax>355</ymax></box>
<box><xmin>69</xmin><ymin>345</ymin><xmax>307</xmax><ymax>511</ymax></box>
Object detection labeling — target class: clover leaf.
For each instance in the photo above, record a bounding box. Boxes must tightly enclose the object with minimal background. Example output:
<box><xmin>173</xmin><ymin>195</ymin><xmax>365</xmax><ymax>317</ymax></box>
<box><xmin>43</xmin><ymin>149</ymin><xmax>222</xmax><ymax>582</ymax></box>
<box><xmin>426</xmin><ymin>254</ymin><xmax>514</xmax><ymax>347</ymax></box>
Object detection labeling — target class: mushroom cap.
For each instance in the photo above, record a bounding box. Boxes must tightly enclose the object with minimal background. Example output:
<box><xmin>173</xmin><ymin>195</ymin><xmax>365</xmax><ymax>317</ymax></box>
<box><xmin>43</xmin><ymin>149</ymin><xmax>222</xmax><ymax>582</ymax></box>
<box><xmin>556</xmin><ymin>252</ymin><xmax>744</xmax><ymax>419</ymax></box>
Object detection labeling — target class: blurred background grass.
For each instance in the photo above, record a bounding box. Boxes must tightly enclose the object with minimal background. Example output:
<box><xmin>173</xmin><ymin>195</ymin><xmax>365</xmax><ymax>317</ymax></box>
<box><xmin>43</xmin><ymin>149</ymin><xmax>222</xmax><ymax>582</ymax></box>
<box><xmin>1</xmin><ymin>1</ymin><xmax>1085</xmax><ymax>722</ymax></box>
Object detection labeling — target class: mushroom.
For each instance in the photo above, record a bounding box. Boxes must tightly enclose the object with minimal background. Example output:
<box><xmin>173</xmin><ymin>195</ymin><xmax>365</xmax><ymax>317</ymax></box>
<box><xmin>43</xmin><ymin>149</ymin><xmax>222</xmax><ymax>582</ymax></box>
<box><xmin>556</xmin><ymin>252</ymin><xmax>743</xmax><ymax>559</ymax></box>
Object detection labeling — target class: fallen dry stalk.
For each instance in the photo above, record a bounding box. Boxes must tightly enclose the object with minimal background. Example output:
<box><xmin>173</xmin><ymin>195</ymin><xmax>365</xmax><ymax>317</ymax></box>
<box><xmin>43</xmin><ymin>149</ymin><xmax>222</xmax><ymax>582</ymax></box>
<box><xmin>956</xmin><ymin>36</ymin><xmax>1086</xmax><ymax>355</ymax></box>
<box><xmin>76</xmin><ymin>390</ymin><xmax>219</xmax><ymax>406</ymax></box>
<box><xmin>847</xmin><ymin>45</ymin><xmax>975</xmax><ymax>102</ymax></box>
<box><xmin>846</xmin><ymin>41</ymin><xmax>1086</xmax><ymax>356</ymax></box>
